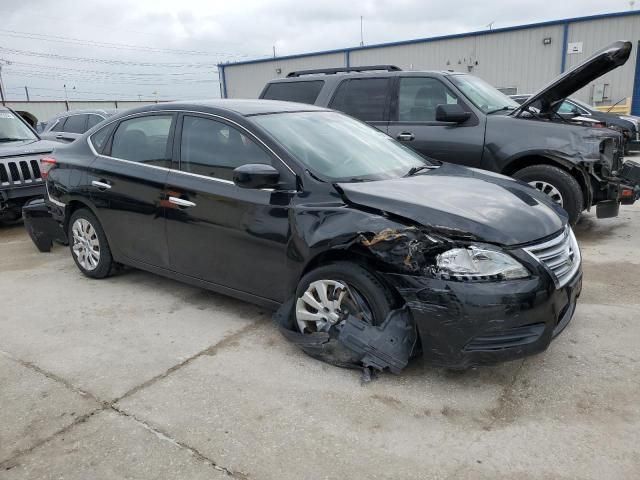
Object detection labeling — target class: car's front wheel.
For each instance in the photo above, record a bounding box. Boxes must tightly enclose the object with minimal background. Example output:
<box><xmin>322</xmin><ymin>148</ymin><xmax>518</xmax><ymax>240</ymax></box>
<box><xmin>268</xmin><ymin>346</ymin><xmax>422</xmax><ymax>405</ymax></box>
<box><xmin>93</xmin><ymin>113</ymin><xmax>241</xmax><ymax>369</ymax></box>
<box><xmin>293</xmin><ymin>262</ymin><xmax>395</xmax><ymax>334</ymax></box>
<box><xmin>513</xmin><ymin>165</ymin><xmax>584</xmax><ymax>226</ymax></box>
<box><xmin>68</xmin><ymin>209</ymin><xmax>114</xmax><ymax>278</ymax></box>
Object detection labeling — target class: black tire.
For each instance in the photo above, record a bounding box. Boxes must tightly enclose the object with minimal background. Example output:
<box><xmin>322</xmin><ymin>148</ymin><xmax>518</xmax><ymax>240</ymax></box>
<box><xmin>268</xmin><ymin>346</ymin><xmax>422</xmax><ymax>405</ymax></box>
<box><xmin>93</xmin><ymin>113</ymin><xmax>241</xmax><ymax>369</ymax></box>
<box><xmin>292</xmin><ymin>261</ymin><xmax>395</xmax><ymax>332</ymax></box>
<box><xmin>68</xmin><ymin>209</ymin><xmax>114</xmax><ymax>279</ymax></box>
<box><xmin>513</xmin><ymin>165</ymin><xmax>584</xmax><ymax>226</ymax></box>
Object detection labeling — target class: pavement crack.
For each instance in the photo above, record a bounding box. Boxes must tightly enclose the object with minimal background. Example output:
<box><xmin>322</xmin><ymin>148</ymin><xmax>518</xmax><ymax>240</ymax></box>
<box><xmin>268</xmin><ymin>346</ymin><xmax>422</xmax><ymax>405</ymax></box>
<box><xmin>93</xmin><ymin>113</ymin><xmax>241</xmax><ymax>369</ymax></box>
<box><xmin>110</xmin><ymin>405</ymin><xmax>249</xmax><ymax>479</ymax></box>
<box><xmin>112</xmin><ymin>319</ymin><xmax>266</xmax><ymax>404</ymax></box>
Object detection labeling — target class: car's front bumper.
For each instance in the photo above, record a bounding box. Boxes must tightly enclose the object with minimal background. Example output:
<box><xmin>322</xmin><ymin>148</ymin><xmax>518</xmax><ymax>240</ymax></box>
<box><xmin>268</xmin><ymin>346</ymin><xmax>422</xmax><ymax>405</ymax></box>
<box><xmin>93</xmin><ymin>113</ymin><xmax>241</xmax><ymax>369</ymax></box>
<box><xmin>383</xmin><ymin>266</ymin><xmax>582</xmax><ymax>369</ymax></box>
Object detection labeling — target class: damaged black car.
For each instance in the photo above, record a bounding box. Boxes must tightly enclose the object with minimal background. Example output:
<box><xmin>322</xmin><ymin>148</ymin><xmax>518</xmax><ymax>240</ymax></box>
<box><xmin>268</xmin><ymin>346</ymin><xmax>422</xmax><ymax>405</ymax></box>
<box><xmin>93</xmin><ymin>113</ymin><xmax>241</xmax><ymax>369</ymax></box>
<box><xmin>24</xmin><ymin>100</ymin><xmax>582</xmax><ymax>373</ymax></box>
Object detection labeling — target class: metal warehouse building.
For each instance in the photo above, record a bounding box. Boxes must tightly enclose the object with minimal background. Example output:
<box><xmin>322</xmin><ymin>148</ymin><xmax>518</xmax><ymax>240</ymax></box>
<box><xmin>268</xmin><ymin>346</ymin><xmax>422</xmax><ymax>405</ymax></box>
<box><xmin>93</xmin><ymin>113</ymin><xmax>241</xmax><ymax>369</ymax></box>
<box><xmin>219</xmin><ymin>11</ymin><xmax>640</xmax><ymax>115</ymax></box>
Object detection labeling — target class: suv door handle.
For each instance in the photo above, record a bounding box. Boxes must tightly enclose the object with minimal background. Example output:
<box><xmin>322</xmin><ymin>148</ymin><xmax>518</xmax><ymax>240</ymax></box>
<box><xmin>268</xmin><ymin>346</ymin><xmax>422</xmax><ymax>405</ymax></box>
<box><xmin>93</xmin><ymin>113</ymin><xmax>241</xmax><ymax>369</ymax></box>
<box><xmin>397</xmin><ymin>132</ymin><xmax>415</xmax><ymax>142</ymax></box>
<box><xmin>168</xmin><ymin>196</ymin><xmax>196</xmax><ymax>208</ymax></box>
<box><xmin>91</xmin><ymin>180</ymin><xmax>111</xmax><ymax>190</ymax></box>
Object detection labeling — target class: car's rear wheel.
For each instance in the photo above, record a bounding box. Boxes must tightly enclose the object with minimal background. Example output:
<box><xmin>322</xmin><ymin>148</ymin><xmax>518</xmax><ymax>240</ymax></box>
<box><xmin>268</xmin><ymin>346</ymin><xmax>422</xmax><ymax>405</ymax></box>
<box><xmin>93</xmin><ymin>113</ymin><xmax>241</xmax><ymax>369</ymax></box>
<box><xmin>68</xmin><ymin>209</ymin><xmax>113</xmax><ymax>278</ymax></box>
<box><xmin>293</xmin><ymin>262</ymin><xmax>395</xmax><ymax>334</ymax></box>
<box><xmin>513</xmin><ymin>165</ymin><xmax>583</xmax><ymax>226</ymax></box>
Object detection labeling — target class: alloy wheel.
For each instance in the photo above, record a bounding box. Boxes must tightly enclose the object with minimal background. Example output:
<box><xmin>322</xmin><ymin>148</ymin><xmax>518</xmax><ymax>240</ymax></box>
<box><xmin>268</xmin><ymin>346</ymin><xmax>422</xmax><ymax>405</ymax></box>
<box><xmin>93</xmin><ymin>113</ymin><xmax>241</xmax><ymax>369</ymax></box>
<box><xmin>71</xmin><ymin>218</ymin><xmax>101</xmax><ymax>271</ymax></box>
<box><xmin>528</xmin><ymin>180</ymin><xmax>564</xmax><ymax>206</ymax></box>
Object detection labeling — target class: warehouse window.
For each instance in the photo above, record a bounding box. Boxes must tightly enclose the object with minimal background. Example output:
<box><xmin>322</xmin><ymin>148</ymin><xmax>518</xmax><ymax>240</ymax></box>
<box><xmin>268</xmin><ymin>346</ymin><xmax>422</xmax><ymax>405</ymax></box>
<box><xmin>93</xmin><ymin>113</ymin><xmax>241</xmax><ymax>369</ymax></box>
<box><xmin>329</xmin><ymin>78</ymin><xmax>390</xmax><ymax>121</ymax></box>
<box><xmin>262</xmin><ymin>81</ymin><xmax>324</xmax><ymax>105</ymax></box>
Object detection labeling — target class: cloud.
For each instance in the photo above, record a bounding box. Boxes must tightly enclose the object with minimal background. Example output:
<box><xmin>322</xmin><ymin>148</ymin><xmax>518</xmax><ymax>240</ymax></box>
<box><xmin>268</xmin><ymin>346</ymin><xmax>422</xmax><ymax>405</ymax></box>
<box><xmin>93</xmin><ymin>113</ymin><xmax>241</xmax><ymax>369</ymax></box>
<box><xmin>0</xmin><ymin>0</ymin><xmax>630</xmax><ymax>102</ymax></box>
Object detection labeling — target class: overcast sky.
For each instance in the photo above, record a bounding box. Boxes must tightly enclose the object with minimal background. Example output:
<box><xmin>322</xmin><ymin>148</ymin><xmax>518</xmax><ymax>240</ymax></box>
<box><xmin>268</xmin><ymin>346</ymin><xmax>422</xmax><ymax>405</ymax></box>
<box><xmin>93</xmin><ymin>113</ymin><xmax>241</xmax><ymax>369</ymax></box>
<box><xmin>0</xmin><ymin>0</ymin><xmax>635</xmax><ymax>101</ymax></box>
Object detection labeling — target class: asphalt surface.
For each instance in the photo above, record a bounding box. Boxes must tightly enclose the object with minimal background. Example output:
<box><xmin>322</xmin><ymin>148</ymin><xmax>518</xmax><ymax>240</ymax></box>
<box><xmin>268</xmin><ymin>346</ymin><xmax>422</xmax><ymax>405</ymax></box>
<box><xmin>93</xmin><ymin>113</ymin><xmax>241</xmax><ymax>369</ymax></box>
<box><xmin>0</xmin><ymin>203</ymin><xmax>639</xmax><ymax>479</ymax></box>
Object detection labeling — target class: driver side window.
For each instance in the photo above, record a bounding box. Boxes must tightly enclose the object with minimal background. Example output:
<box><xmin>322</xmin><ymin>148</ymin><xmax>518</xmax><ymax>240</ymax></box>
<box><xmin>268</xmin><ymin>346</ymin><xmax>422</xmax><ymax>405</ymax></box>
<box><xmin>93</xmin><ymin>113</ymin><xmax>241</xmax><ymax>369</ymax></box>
<box><xmin>398</xmin><ymin>77</ymin><xmax>459</xmax><ymax>122</ymax></box>
<box><xmin>179</xmin><ymin>115</ymin><xmax>272</xmax><ymax>181</ymax></box>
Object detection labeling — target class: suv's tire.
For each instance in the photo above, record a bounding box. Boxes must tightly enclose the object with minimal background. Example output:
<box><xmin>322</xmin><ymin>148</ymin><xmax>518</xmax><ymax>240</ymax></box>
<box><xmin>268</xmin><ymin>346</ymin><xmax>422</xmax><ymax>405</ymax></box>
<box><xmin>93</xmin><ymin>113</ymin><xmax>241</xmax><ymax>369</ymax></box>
<box><xmin>292</xmin><ymin>261</ymin><xmax>395</xmax><ymax>334</ymax></box>
<box><xmin>68</xmin><ymin>209</ymin><xmax>114</xmax><ymax>279</ymax></box>
<box><xmin>513</xmin><ymin>165</ymin><xmax>583</xmax><ymax>226</ymax></box>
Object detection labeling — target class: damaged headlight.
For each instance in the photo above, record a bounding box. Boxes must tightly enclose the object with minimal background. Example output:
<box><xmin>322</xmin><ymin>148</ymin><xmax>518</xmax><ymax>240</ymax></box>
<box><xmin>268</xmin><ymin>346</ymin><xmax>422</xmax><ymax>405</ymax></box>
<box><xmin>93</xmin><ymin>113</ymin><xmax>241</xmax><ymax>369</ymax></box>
<box><xmin>436</xmin><ymin>246</ymin><xmax>528</xmax><ymax>281</ymax></box>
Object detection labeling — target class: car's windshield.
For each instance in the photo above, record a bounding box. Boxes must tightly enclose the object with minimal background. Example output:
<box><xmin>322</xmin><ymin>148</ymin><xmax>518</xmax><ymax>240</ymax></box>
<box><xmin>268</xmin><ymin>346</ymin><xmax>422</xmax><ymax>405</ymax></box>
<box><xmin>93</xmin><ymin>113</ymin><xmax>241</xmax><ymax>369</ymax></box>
<box><xmin>0</xmin><ymin>110</ymin><xmax>37</xmax><ymax>141</ymax></box>
<box><xmin>568</xmin><ymin>98</ymin><xmax>594</xmax><ymax>112</ymax></box>
<box><xmin>253</xmin><ymin>111</ymin><xmax>431</xmax><ymax>182</ymax></box>
<box><xmin>448</xmin><ymin>75</ymin><xmax>519</xmax><ymax>114</ymax></box>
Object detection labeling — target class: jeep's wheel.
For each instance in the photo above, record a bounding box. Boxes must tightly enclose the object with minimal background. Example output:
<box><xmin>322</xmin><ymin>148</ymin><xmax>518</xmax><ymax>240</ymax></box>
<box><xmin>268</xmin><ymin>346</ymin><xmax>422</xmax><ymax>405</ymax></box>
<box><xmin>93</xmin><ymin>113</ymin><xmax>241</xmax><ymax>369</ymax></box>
<box><xmin>293</xmin><ymin>262</ymin><xmax>394</xmax><ymax>333</ymax></box>
<box><xmin>68</xmin><ymin>209</ymin><xmax>114</xmax><ymax>278</ymax></box>
<box><xmin>513</xmin><ymin>165</ymin><xmax>583</xmax><ymax>226</ymax></box>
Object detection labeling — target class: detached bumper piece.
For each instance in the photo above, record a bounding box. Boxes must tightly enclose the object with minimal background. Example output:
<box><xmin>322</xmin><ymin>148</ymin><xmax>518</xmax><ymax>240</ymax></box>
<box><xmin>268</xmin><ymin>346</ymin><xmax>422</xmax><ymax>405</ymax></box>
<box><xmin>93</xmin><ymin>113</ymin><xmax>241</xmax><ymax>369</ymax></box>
<box><xmin>273</xmin><ymin>299</ymin><xmax>417</xmax><ymax>374</ymax></box>
<box><xmin>22</xmin><ymin>198</ymin><xmax>67</xmax><ymax>252</ymax></box>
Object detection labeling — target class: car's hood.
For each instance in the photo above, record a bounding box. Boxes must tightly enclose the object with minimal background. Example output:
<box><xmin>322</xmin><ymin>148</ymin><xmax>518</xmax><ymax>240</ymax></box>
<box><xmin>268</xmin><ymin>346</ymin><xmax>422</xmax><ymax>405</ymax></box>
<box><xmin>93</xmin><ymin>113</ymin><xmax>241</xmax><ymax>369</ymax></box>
<box><xmin>0</xmin><ymin>139</ymin><xmax>57</xmax><ymax>159</ymax></box>
<box><xmin>513</xmin><ymin>41</ymin><xmax>632</xmax><ymax>116</ymax></box>
<box><xmin>337</xmin><ymin>163</ymin><xmax>566</xmax><ymax>246</ymax></box>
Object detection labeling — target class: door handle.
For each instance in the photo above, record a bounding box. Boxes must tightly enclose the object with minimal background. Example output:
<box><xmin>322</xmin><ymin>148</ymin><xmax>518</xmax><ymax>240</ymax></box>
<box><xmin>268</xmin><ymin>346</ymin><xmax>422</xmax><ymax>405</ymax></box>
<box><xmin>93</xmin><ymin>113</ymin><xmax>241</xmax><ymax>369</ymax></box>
<box><xmin>55</xmin><ymin>134</ymin><xmax>64</xmax><ymax>139</ymax></box>
<box><xmin>397</xmin><ymin>132</ymin><xmax>415</xmax><ymax>142</ymax></box>
<box><xmin>91</xmin><ymin>180</ymin><xmax>111</xmax><ymax>190</ymax></box>
<box><xmin>168</xmin><ymin>196</ymin><xmax>196</xmax><ymax>208</ymax></box>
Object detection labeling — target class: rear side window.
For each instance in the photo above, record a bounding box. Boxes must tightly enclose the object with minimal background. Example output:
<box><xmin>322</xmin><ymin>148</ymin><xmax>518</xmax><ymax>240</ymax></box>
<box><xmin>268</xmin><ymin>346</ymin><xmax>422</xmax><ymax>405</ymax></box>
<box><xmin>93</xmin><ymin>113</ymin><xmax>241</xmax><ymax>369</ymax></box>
<box><xmin>87</xmin><ymin>114</ymin><xmax>104</xmax><ymax>129</ymax></box>
<box><xmin>50</xmin><ymin>117</ymin><xmax>66</xmax><ymax>132</ymax></box>
<box><xmin>110</xmin><ymin>115</ymin><xmax>173</xmax><ymax>167</ymax></box>
<box><xmin>329</xmin><ymin>78</ymin><xmax>390</xmax><ymax>121</ymax></box>
<box><xmin>63</xmin><ymin>115</ymin><xmax>87</xmax><ymax>134</ymax></box>
<box><xmin>262</xmin><ymin>81</ymin><xmax>324</xmax><ymax>105</ymax></box>
<box><xmin>89</xmin><ymin>124</ymin><xmax>115</xmax><ymax>154</ymax></box>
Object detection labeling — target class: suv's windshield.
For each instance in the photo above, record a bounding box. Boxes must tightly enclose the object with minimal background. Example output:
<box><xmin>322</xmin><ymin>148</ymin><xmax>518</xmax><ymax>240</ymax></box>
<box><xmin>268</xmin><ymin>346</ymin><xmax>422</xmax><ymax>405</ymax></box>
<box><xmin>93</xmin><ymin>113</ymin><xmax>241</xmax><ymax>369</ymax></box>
<box><xmin>253</xmin><ymin>111</ymin><xmax>431</xmax><ymax>182</ymax></box>
<box><xmin>448</xmin><ymin>75</ymin><xmax>519</xmax><ymax>114</ymax></box>
<box><xmin>0</xmin><ymin>110</ymin><xmax>37</xmax><ymax>142</ymax></box>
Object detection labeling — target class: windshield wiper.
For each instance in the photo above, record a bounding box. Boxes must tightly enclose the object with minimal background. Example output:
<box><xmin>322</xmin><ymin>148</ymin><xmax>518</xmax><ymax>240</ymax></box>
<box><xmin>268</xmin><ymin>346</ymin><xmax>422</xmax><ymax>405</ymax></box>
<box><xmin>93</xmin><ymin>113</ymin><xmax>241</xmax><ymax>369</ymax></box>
<box><xmin>0</xmin><ymin>138</ymin><xmax>30</xmax><ymax>142</ymax></box>
<box><xmin>404</xmin><ymin>165</ymin><xmax>436</xmax><ymax>177</ymax></box>
<box><xmin>486</xmin><ymin>106</ymin><xmax>515</xmax><ymax>115</ymax></box>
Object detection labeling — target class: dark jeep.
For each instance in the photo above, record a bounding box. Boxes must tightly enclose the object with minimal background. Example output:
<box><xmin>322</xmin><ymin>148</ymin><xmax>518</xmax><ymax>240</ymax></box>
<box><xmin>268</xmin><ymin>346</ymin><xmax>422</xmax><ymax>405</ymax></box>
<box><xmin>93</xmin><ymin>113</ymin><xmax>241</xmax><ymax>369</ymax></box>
<box><xmin>260</xmin><ymin>41</ymin><xmax>640</xmax><ymax>225</ymax></box>
<box><xmin>0</xmin><ymin>106</ymin><xmax>56</xmax><ymax>223</ymax></box>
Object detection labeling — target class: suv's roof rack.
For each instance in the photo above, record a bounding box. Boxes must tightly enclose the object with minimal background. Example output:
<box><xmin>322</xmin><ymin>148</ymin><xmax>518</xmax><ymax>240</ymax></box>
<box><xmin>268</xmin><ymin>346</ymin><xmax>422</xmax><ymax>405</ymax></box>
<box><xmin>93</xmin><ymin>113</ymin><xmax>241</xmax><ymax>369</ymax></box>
<box><xmin>286</xmin><ymin>65</ymin><xmax>402</xmax><ymax>77</ymax></box>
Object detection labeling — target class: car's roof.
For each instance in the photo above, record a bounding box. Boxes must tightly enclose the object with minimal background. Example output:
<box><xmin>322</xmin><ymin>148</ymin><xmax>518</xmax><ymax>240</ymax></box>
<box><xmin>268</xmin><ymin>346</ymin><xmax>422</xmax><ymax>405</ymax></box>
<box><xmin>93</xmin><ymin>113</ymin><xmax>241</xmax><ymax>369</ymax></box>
<box><xmin>55</xmin><ymin>108</ymin><xmax>118</xmax><ymax>117</ymax></box>
<box><xmin>128</xmin><ymin>99</ymin><xmax>329</xmax><ymax>116</ymax></box>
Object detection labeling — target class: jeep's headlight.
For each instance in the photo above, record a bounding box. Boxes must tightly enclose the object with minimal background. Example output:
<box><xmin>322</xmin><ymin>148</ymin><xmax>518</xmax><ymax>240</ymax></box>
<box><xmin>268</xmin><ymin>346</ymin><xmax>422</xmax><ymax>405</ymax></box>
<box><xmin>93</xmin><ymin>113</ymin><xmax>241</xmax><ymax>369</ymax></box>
<box><xmin>436</xmin><ymin>246</ymin><xmax>528</xmax><ymax>281</ymax></box>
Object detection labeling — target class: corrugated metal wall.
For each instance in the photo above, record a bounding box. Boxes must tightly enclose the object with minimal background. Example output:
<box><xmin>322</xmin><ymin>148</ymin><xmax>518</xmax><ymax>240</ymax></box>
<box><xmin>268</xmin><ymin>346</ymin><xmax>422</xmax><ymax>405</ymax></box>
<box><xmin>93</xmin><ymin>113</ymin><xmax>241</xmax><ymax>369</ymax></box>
<box><xmin>222</xmin><ymin>12</ymin><xmax>640</xmax><ymax>109</ymax></box>
<box><xmin>223</xmin><ymin>53</ymin><xmax>345</xmax><ymax>98</ymax></box>
<box><xmin>566</xmin><ymin>16</ymin><xmax>640</xmax><ymax>105</ymax></box>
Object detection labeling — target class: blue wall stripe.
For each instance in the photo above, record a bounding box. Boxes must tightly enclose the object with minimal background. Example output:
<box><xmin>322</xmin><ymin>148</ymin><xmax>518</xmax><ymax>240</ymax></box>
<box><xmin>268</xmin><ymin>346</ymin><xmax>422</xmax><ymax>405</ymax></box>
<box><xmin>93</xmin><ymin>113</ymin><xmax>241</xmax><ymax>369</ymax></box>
<box><xmin>560</xmin><ymin>22</ymin><xmax>569</xmax><ymax>73</ymax></box>
<box><xmin>631</xmin><ymin>41</ymin><xmax>640</xmax><ymax>116</ymax></box>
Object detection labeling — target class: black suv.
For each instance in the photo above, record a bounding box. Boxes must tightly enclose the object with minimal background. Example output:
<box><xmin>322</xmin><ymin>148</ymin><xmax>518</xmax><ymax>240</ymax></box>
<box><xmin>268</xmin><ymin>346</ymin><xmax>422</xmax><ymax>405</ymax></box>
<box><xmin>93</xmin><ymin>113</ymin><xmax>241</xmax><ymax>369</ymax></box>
<box><xmin>0</xmin><ymin>106</ymin><xmax>56</xmax><ymax>222</ymax></box>
<box><xmin>260</xmin><ymin>41</ymin><xmax>640</xmax><ymax>225</ymax></box>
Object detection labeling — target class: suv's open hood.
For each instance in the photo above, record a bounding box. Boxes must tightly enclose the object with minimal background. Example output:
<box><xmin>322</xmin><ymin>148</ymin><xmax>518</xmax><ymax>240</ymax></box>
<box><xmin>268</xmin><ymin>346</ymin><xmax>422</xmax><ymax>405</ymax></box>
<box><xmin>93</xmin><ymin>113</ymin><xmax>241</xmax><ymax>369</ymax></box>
<box><xmin>337</xmin><ymin>163</ymin><xmax>565</xmax><ymax>246</ymax></box>
<box><xmin>513</xmin><ymin>41</ymin><xmax>632</xmax><ymax>116</ymax></box>
<box><xmin>0</xmin><ymin>139</ymin><xmax>57</xmax><ymax>159</ymax></box>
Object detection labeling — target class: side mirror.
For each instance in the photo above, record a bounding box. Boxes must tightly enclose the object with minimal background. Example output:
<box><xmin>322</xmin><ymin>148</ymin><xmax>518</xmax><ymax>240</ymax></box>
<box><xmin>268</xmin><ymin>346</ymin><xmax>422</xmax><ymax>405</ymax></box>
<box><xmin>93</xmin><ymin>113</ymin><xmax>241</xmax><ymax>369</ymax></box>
<box><xmin>435</xmin><ymin>104</ymin><xmax>471</xmax><ymax>123</ymax></box>
<box><xmin>233</xmin><ymin>163</ymin><xmax>280</xmax><ymax>189</ymax></box>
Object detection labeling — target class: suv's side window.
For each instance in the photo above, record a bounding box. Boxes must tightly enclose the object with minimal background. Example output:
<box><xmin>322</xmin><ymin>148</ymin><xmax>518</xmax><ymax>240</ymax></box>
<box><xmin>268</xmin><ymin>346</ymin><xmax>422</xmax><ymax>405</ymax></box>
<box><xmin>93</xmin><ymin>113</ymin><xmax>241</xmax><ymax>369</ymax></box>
<box><xmin>64</xmin><ymin>114</ymin><xmax>88</xmax><ymax>134</ymax></box>
<box><xmin>110</xmin><ymin>115</ymin><xmax>173</xmax><ymax>167</ymax></box>
<box><xmin>329</xmin><ymin>78</ymin><xmax>390</xmax><ymax>122</ymax></box>
<box><xmin>179</xmin><ymin>115</ymin><xmax>271</xmax><ymax>181</ymax></box>
<box><xmin>398</xmin><ymin>77</ymin><xmax>460</xmax><ymax>122</ymax></box>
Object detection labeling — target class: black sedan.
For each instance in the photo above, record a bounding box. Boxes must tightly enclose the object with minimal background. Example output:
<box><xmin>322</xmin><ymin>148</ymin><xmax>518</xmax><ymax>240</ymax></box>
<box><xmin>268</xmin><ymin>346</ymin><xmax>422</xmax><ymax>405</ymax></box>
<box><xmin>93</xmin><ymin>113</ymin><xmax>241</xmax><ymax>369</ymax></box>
<box><xmin>24</xmin><ymin>100</ymin><xmax>582</xmax><ymax>372</ymax></box>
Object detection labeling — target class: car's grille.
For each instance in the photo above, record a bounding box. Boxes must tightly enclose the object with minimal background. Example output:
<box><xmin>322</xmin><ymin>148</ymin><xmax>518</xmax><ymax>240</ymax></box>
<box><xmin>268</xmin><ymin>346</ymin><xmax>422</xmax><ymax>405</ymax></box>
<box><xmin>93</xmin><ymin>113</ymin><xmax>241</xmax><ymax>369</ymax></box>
<box><xmin>0</xmin><ymin>158</ymin><xmax>42</xmax><ymax>186</ymax></box>
<box><xmin>524</xmin><ymin>227</ymin><xmax>581</xmax><ymax>288</ymax></box>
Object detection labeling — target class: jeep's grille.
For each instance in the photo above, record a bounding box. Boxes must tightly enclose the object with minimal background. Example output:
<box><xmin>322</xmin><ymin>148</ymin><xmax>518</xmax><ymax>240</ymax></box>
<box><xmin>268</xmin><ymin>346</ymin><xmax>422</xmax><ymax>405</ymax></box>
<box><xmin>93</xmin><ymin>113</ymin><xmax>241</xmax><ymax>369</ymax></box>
<box><xmin>0</xmin><ymin>158</ymin><xmax>43</xmax><ymax>186</ymax></box>
<box><xmin>524</xmin><ymin>227</ymin><xmax>581</xmax><ymax>288</ymax></box>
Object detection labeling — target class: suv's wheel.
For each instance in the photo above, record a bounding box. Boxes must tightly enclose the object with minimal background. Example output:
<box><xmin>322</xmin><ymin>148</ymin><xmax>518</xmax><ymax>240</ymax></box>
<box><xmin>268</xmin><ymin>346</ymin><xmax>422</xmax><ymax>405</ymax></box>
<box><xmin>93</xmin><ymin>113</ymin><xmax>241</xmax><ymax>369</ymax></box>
<box><xmin>513</xmin><ymin>165</ymin><xmax>583</xmax><ymax>226</ymax></box>
<box><xmin>68</xmin><ymin>209</ymin><xmax>114</xmax><ymax>278</ymax></box>
<box><xmin>293</xmin><ymin>262</ymin><xmax>395</xmax><ymax>334</ymax></box>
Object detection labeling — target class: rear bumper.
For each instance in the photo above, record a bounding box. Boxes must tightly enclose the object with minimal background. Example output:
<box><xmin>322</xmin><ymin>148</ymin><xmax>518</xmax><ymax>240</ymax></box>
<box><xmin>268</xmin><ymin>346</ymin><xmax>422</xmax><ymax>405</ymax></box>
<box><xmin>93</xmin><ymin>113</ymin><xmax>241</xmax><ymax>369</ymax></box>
<box><xmin>596</xmin><ymin>160</ymin><xmax>640</xmax><ymax>217</ymax></box>
<box><xmin>384</xmin><ymin>268</ymin><xmax>582</xmax><ymax>369</ymax></box>
<box><xmin>22</xmin><ymin>198</ymin><xmax>67</xmax><ymax>252</ymax></box>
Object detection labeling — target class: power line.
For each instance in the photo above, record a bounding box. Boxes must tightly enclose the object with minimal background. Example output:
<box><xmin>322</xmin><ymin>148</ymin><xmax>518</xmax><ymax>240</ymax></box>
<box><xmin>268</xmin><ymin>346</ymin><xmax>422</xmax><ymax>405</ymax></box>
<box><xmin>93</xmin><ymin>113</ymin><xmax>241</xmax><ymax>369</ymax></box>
<box><xmin>6</xmin><ymin>60</ymin><xmax>215</xmax><ymax>77</ymax></box>
<box><xmin>0</xmin><ymin>28</ymin><xmax>256</xmax><ymax>57</ymax></box>
<box><xmin>0</xmin><ymin>47</ymin><xmax>219</xmax><ymax>68</ymax></box>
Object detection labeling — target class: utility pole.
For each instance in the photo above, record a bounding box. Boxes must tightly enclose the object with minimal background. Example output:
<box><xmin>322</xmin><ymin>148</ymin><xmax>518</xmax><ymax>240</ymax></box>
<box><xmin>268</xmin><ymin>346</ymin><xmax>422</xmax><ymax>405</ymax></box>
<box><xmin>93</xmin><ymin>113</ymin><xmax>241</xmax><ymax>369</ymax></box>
<box><xmin>0</xmin><ymin>61</ymin><xmax>8</xmax><ymax>106</ymax></box>
<box><xmin>273</xmin><ymin>45</ymin><xmax>276</xmax><ymax>58</ymax></box>
<box><xmin>360</xmin><ymin>16</ymin><xmax>364</xmax><ymax>46</ymax></box>
<box><xmin>24</xmin><ymin>86</ymin><xmax>30</xmax><ymax>102</ymax></box>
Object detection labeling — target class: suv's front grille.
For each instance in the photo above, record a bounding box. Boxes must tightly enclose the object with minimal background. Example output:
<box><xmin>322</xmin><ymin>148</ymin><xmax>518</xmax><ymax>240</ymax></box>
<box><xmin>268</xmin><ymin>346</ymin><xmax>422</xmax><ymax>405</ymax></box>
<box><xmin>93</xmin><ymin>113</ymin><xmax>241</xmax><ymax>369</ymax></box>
<box><xmin>0</xmin><ymin>158</ymin><xmax>42</xmax><ymax>186</ymax></box>
<box><xmin>524</xmin><ymin>227</ymin><xmax>581</xmax><ymax>288</ymax></box>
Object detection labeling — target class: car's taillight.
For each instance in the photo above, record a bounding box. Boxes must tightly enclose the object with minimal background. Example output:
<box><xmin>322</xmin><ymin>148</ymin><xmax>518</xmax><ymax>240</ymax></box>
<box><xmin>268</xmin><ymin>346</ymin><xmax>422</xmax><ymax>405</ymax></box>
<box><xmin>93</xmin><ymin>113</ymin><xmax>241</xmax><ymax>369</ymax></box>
<box><xmin>40</xmin><ymin>157</ymin><xmax>57</xmax><ymax>179</ymax></box>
